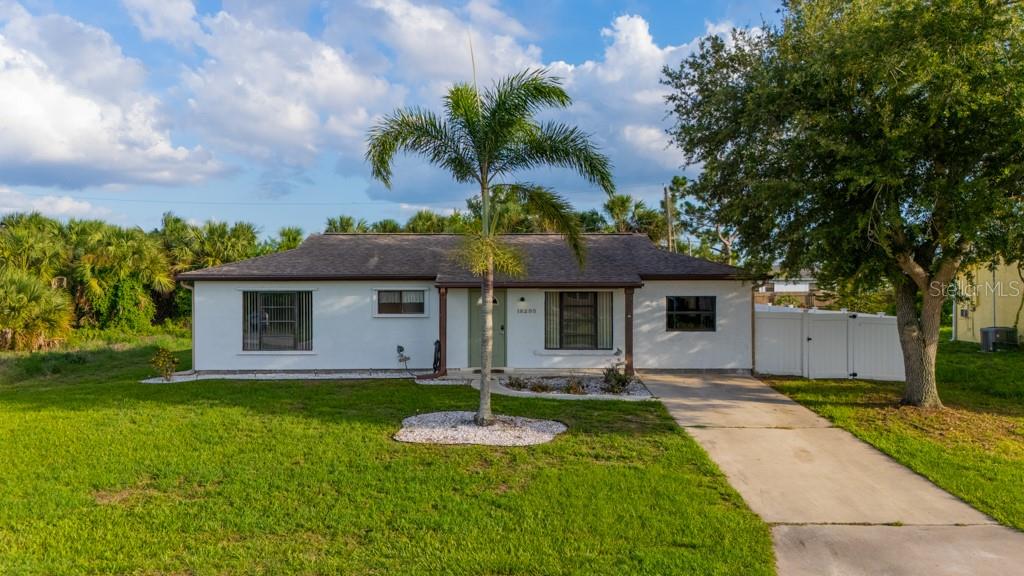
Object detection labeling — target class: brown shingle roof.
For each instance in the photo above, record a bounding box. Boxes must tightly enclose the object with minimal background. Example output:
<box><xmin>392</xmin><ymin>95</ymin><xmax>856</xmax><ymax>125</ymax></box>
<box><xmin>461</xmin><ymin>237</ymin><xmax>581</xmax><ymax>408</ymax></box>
<box><xmin>176</xmin><ymin>233</ymin><xmax>746</xmax><ymax>285</ymax></box>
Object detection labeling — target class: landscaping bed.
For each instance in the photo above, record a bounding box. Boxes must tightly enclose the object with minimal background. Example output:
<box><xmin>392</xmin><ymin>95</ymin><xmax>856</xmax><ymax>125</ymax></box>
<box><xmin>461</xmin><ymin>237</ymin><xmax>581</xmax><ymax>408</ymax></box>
<box><xmin>501</xmin><ymin>372</ymin><xmax>650</xmax><ymax>398</ymax></box>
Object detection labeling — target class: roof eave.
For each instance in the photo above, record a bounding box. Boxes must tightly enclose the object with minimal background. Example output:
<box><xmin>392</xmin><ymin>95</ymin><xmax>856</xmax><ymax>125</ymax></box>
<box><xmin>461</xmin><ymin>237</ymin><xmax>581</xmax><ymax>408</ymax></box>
<box><xmin>435</xmin><ymin>280</ymin><xmax>645</xmax><ymax>289</ymax></box>
<box><xmin>175</xmin><ymin>274</ymin><xmax>440</xmax><ymax>282</ymax></box>
<box><xmin>639</xmin><ymin>273</ymin><xmax>750</xmax><ymax>281</ymax></box>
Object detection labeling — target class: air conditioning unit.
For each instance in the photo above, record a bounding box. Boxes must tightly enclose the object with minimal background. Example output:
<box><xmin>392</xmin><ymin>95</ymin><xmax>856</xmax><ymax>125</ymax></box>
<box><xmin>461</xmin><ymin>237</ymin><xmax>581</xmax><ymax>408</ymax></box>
<box><xmin>980</xmin><ymin>327</ymin><xmax>1018</xmax><ymax>352</ymax></box>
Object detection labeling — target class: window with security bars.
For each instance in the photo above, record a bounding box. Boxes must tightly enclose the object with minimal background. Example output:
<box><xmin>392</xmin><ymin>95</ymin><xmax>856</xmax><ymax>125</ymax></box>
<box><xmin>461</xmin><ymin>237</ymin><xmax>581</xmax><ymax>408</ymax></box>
<box><xmin>242</xmin><ymin>291</ymin><xmax>313</xmax><ymax>351</ymax></box>
<box><xmin>666</xmin><ymin>296</ymin><xmax>716</xmax><ymax>332</ymax></box>
<box><xmin>544</xmin><ymin>291</ymin><xmax>613</xmax><ymax>350</ymax></box>
<box><xmin>376</xmin><ymin>290</ymin><xmax>426</xmax><ymax>315</ymax></box>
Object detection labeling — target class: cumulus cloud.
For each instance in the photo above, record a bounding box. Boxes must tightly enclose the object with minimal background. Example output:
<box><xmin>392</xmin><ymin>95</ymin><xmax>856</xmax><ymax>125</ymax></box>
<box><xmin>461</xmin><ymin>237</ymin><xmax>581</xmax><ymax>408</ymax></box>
<box><xmin>160</xmin><ymin>8</ymin><xmax>402</xmax><ymax>167</ymax></box>
<box><xmin>0</xmin><ymin>188</ymin><xmax>109</xmax><ymax>218</ymax></box>
<box><xmin>116</xmin><ymin>1</ymin><xmax>730</xmax><ymax>206</ymax></box>
<box><xmin>330</xmin><ymin>0</ymin><xmax>541</xmax><ymax>99</ymax></box>
<box><xmin>0</xmin><ymin>2</ymin><xmax>223</xmax><ymax>189</ymax></box>
<box><xmin>121</xmin><ymin>0</ymin><xmax>200</xmax><ymax>45</ymax></box>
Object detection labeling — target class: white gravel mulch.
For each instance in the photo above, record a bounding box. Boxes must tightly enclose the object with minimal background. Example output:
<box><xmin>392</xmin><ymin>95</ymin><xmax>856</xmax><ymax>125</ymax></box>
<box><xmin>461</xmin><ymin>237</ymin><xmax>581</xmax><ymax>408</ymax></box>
<box><xmin>393</xmin><ymin>411</ymin><xmax>567</xmax><ymax>446</ymax></box>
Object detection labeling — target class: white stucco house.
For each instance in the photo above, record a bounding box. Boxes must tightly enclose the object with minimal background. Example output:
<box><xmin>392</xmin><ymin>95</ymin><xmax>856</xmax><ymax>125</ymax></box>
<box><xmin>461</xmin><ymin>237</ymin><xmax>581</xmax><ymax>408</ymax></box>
<box><xmin>177</xmin><ymin>233</ymin><xmax>754</xmax><ymax>376</ymax></box>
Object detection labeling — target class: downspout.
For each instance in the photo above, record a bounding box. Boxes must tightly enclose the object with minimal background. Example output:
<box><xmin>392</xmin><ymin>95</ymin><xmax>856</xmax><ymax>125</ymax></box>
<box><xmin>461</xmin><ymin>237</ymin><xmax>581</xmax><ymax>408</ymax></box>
<box><xmin>180</xmin><ymin>280</ymin><xmax>195</xmax><ymax>372</ymax></box>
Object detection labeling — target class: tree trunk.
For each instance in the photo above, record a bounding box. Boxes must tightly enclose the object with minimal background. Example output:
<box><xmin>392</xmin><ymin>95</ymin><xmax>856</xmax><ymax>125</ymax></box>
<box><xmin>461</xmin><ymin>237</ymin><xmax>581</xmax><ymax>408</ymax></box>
<box><xmin>476</xmin><ymin>253</ymin><xmax>495</xmax><ymax>425</ymax></box>
<box><xmin>894</xmin><ymin>280</ymin><xmax>944</xmax><ymax>409</ymax></box>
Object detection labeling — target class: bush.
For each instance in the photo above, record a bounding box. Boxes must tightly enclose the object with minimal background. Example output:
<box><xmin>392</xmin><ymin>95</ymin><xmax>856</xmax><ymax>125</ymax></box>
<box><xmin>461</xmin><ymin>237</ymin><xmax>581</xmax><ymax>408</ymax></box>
<box><xmin>565</xmin><ymin>374</ymin><xmax>585</xmax><ymax>395</ymax></box>
<box><xmin>98</xmin><ymin>278</ymin><xmax>156</xmax><ymax>331</ymax></box>
<box><xmin>150</xmin><ymin>347</ymin><xmax>179</xmax><ymax>381</ymax></box>
<box><xmin>506</xmin><ymin>376</ymin><xmax>528</xmax><ymax>390</ymax></box>
<box><xmin>602</xmin><ymin>363</ymin><xmax>634</xmax><ymax>394</ymax></box>
<box><xmin>0</xmin><ymin>269</ymin><xmax>72</xmax><ymax>350</ymax></box>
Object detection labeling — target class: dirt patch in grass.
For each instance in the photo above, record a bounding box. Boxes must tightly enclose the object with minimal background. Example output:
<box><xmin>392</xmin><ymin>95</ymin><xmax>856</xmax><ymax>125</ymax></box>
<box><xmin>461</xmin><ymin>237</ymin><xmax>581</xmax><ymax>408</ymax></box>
<box><xmin>93</xmin><ymin>477</ymin><xmax>219</xmax><ymax>506</ymax></box>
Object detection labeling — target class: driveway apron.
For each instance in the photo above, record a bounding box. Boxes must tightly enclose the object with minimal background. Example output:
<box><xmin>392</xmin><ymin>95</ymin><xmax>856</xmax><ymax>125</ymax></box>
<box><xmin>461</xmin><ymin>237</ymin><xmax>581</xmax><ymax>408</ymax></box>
<box><xmin>643</xmin><ymin>372</ymin><xmax>1024</xmax><ymax>576</ymax></box>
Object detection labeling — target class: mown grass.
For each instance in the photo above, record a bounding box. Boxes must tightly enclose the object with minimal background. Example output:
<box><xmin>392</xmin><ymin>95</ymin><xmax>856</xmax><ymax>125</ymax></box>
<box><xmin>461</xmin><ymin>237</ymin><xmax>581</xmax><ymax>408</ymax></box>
<box><xmin>0</xmin><ymin>337</ymin><xmax>773</xmax><ymax>575</ymax></box>
<box><xmin>770</xmin><ymin>332</ymin><xmax>1024</xmax><ymax>531</ymax></box>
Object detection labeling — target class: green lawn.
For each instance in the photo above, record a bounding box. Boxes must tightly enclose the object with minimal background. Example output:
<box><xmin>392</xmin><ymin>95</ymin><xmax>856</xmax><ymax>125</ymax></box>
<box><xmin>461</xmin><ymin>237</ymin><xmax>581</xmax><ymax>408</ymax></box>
<box><xmin>769</xmin><ymin>333</ymin><xmax>1024</xmax><ymax>531</ymax></box>
<box><xmin>0</xmin><ymin>338</ymin><xmax>773</xmax><ymax>575</ymax></box>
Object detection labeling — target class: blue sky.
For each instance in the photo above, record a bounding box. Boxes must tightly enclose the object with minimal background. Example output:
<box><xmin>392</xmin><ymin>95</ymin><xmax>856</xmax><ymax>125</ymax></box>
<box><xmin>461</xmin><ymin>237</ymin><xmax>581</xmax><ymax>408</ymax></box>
<box><xmin>0</xmin><ymin>0</ymin><xmax>779</xmax><ymax>237</ymax></box>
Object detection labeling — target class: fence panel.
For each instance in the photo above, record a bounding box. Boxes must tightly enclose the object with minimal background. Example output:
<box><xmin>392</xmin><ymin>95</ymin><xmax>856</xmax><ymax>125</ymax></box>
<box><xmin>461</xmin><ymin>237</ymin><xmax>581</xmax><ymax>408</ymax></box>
<box><xmin>754</xmin><ymin>312</ymin><xmax>804</xmax><ymax>376</ymax></box>
<box><xmin>850</xmin><ymin>316</ymin><xmax>905</xmax><ymax>381</ymax></box>
<box><xmin>754</xmin><ymin>305</ymin><xmax>905</xmax><ymax>382</ymax></box>
<box><xmin>806</xmin><ymin>314</ymin><xmax>850</xmax><ymax>379</ymax></box>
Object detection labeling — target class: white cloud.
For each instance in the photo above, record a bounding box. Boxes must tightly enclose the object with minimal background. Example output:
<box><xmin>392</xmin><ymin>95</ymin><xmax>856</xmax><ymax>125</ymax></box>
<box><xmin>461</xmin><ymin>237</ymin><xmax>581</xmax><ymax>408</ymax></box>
<box><xmin>622</xmin><ymin>124</ymin><xmax>679</xmax><ymax>170</ymax></box>
<box><xmin>351</xmin><ymin>0</ymin><xmax>541</xmax><ymax>96</ymax></box>
<box><xmin>0</xmin><ymin>2</ymin><xmax>222</xmax><ymax>188</ymax></box>
<box><xmin>177</xmin><ymin>10</ymin><xmax>402</xmax><ymax>165</ymax></box>
<box><xmin>121</xmin><ymin>0</ymin><xmax>200</xmax><ymax>45</ymax></box>
<box><xmin>0</xmin><ymin>187</ymin><xmax>109</xmax><ymax>218</ymax></box>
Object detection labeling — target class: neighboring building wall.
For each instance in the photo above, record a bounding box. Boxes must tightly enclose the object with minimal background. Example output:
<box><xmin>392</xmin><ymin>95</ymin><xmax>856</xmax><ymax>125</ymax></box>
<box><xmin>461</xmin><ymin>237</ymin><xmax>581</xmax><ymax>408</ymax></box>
<box><xmin>954</xmin><ymin>262</ymin><xmax>1024</xmax><ymax>343</ymax></box>
<box><xmin>634</xmin><ymin>280</ymin><xmax>753</xmax><ymax>370</ymax></box>
<box><xmin>192</xmin><ymin>280</ymin><xmax>439</xmax><ymax>371</ymax></box>
<box><xmin>772</xmin><ymin>280</ymin><xmax>812</xmax><ymax>293</ymax></box>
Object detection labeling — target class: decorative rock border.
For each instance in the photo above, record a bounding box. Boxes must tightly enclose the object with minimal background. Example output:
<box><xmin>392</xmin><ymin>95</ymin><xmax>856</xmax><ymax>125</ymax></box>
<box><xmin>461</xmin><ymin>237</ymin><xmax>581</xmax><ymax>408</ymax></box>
<box><xmin>141</xmin><ymin>369</ymin><xmax>430</xmax><ymax>384</ymax></box>
<box><xmin>393</xmin><ymin>411</ymin><xmax>567</xmax><ymax>446</ymax></box>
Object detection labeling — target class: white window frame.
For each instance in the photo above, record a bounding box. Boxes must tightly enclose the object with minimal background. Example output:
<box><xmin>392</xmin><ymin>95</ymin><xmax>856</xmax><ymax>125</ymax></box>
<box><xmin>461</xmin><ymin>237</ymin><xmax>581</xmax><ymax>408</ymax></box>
<box><xmin>372</xmin><ymin>288</ymin><xmax>430</xmax><ymax>318</ymax></box>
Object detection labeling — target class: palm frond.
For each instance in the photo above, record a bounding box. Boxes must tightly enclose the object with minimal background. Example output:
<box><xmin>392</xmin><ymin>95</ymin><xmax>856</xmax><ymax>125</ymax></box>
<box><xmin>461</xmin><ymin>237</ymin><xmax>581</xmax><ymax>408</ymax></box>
<box><xmin>445</xmin><ymin>83</ymin><xmax>484</xmax><ymax>160</ymax></box>
<box><xmin>495</xmin><ymin>122</ymin><xmax>615</xmax><ymax>196</ymax></box>
<box><xmin>365</xmin><ymin>108</ymin><xmax>477</xmax><ymax>187</ymax></box>
<box><xmin>493</xmin><ymin>183</ymin><xmax>585</xmax><ymax>267</ymax></box>
<box><xmin>455</xmin><ymin>233</ymin><xmax>525</xmax><ymax>278</ymax></box>
<box><xmin>481</xmin><ymin>69</ymin><xmax>571</xmax><ymax>153</ymax></box>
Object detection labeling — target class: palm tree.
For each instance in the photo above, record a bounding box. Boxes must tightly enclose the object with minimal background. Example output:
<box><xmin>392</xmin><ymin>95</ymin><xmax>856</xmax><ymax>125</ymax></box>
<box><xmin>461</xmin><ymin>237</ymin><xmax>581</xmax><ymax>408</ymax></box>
<box><xmin>272</xmin><ymin>227</ymin><xmax>305</xmax><ymax>252</ymax></box>
<box><xmin>405</xmin><ymin>209</ymin><xmax>447</xmax><ymax>233</ymax></box>
<box><xmin>0</xmin><ymin>268</ymin><xmax>72</xmax><ymax>350</ymax></box>
<box><xmin>0</xmin><ymin>212</ymin><xmax>67</xmax><ymax>282</ymax></box>
<box><xmin>325</xmin><ymin>215</ymin><xmax>370</xmax><ymax>233</ymax></box>
<box><xmin>366</xmin><ymin>69</ymin><xmax>614</xmax><ymax>424</ymax></box>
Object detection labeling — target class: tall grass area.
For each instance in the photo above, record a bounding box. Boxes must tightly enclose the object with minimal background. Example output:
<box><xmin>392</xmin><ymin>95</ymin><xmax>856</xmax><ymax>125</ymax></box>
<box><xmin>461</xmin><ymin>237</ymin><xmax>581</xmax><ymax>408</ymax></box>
<box><xmin>771</xmin><ymin>330</ymin><xmax>1024</xmax><ymax>530</ymax></box>
<box><xmin>0</xmin><ymin>334</ymin><xmax>773</xmax><ymax>575</ymax></box>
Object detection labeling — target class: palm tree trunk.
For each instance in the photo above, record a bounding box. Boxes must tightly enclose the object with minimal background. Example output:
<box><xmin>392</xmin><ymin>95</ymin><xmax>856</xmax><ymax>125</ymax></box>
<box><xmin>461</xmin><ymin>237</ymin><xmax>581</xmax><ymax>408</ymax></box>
<box><xmin>476</xmin><ymin>253</ymin><xmax>495</xmax><ymax>425</ymax></box>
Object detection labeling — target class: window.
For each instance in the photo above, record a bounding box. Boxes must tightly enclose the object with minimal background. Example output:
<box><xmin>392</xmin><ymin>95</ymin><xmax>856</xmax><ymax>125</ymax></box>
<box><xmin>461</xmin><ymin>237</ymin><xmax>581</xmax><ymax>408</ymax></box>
<box><xmin>666</xmin><ymin>296</ymin><xmax>716</xmax><ymax>332</ymax></box>
<box><xmin>243</xmin><ymin>291</ymin><xmax>313</xmax><ymax>351</ymax></box>
<box><xmin>544</xmin><ymin>291</ymin><xmax>613</xmax><ymax>350</ymax></box>
<box><xmin>376</xmin><ymin>290</ymin><xmax>426</xmax><ymax>315</ymax></box>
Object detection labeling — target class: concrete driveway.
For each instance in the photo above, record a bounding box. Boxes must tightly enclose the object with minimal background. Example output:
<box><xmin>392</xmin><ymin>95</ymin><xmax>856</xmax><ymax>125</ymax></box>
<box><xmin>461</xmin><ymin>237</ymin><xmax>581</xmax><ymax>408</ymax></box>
<box><xmin>642</xmin><ymin>372</ymin><xmax>1024</xmax><ymax>576</ymax></box>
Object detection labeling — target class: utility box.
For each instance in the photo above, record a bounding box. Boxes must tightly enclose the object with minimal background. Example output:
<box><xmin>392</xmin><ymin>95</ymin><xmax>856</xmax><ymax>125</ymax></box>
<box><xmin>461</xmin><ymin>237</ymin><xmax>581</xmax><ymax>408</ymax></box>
<box><xmin>980</xmin><ymin>326</ymin><xmax>1018</xmax><ymax>352</ymax></box>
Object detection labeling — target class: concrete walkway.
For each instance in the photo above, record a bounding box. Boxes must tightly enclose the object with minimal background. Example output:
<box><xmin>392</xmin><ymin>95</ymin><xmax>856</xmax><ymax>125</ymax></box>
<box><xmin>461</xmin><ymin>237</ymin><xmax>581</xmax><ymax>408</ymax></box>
<box><xmin>642</xmin><ymin>372</ymin><xmax>1024</xmax><ymax>576</ymax></box>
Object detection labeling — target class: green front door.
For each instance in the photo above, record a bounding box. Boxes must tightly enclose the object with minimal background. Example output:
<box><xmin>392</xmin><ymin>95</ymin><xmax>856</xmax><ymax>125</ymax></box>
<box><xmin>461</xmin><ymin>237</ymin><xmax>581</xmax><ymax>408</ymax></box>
<box><xmin>469</xmin><ymin>289</ymin><xmax>507</xmax><ymax>368</ymax></box>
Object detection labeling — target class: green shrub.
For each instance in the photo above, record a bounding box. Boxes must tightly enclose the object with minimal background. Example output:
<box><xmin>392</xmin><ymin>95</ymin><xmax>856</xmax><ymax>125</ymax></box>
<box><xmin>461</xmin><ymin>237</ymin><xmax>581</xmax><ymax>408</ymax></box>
<box><xmin>565</xmin><ymin>374</ymin><xmax>585</xmax><ymax>395</ymax></box>
<box><xmin>505</xmin><ymin>376</ymin><xmax>528</xmax><ymax>390</ymax></box>
<box><xmin>602</xmin><ymin>363</ymin><xmax>634</xmax><ymax>394</ymax></box>
<box><xmin>94</xmin><ymin>278</ymin><xmax>155</xmax><ymax>331</ymax></box>
<box><xmin>150</xmin><ymin>347</ymin><xmax>179</xmax><ymax>381</ymax></box>
<box><xmin>0</xmin><ymin>269</ymin><xmax>72</xmax><ymax>350</ymax></box>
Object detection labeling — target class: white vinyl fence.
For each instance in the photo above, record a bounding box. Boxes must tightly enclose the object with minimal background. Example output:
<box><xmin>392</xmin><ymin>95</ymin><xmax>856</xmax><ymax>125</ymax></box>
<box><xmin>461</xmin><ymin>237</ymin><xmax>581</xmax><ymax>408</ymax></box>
<box><xmin>755</xmin><ymin>305</ymin><xmax>905</xmax><ymax>381</ymax></box>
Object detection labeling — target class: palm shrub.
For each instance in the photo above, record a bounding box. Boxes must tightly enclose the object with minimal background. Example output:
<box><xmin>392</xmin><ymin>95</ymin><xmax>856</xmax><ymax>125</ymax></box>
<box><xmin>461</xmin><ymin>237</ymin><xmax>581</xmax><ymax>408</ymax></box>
<box><xmin>0</xmin><ymin>269</ymin><xmax>72</xmax><ymax>350</ymax></box>
<box><xmin>366</xmin><ymin>69</ymin><xmax>614</xmax><ymax>424</ymax></box>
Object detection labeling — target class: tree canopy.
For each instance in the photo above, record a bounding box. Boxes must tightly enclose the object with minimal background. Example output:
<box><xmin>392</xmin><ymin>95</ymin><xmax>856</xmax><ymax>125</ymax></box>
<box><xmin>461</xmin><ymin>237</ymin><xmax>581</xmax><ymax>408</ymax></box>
<box><xmin>664</xmin><ymin>0</ymin><xmax>1024</xmax><ymax>407</ymax></box>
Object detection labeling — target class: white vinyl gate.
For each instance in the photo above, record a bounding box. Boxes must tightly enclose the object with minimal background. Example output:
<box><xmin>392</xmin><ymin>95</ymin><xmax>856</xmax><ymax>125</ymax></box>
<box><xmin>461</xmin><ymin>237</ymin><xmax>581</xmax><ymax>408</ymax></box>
<box><xmin>755</xmin><ymin>305</ymin><xmax>906</xmax><ymax>381</ymax></box>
